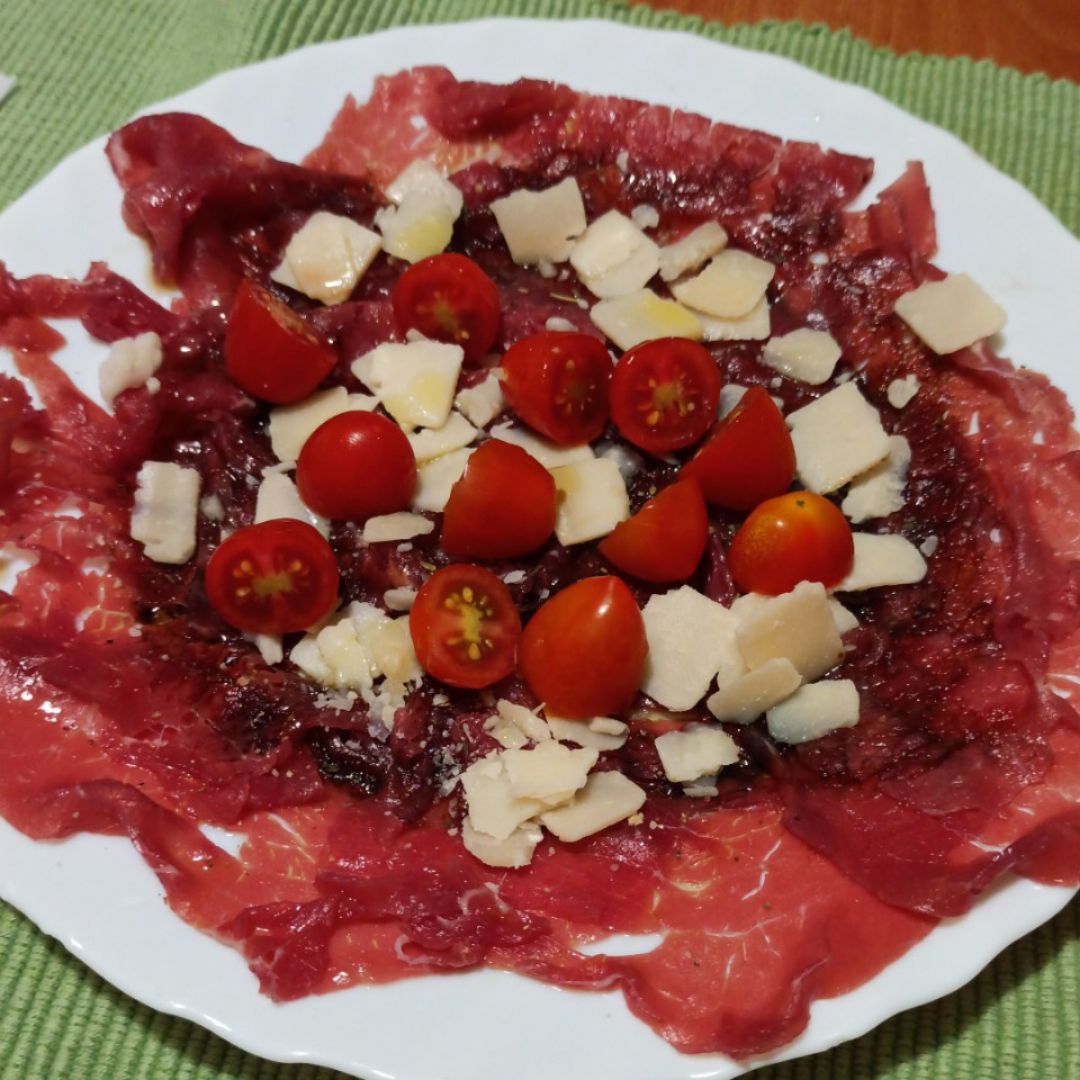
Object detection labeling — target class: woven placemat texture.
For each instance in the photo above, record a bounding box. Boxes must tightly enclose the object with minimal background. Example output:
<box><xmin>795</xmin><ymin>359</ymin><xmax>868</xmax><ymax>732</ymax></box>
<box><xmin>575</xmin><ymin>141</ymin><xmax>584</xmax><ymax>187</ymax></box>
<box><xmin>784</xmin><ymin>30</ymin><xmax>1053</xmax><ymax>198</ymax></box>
<box><xmin>0</xmin><ymin>1</ymin><xmax>1077</xmax><ymax>1077</ymax></box>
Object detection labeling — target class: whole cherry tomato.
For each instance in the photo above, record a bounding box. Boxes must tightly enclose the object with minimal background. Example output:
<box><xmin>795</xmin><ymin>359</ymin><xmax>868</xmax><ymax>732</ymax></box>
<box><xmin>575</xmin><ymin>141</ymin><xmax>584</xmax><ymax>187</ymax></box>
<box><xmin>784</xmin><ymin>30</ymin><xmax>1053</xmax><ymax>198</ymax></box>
<box><xmin>296</xmin><ymin>411</ymin><xmax>416</xmax><ymax>521</ymax></box>
<box><xmin>225</xmin><ymin>280</ymin><xmax>337</xmax><ymax>404</ymax></box>
<box><xmin>728</xmin><ymin>491</ymin><xmax>854</xmax><ymax>595</ymax></box>
<box><xmin>205</xmin><ymin>519</ymin><xmax>339</xmax><ymax>634</ymax></box>
<box><xmin>392</xmin><ymin>254</ymin><xmax>500</xmax><ymax>363</ymax></box>
<box><xmin>410</xmin><ymin>564</ymin><xmax>522</xmax><ymax>689</ymax></box>
<box><xmin>610</xmin><ymin>338</ymin><xmax>721</xmax><ymax>454</ymax></box>
<box><xmin>442</xmin><ymin>440</ymin><xmax>557</xmax><ymax>559</ymax></box>
<box><xmin>500</xmin><ymin>331</ymin><xmax>612</xmax><ymax>445</ymax></box>
<box><xmin>682</xmin><ymin>385</ymin><xmax>795</xmax><ymax>511</ymax></box>
<box><xmin>598</xmin><ymin>478</ymin><xmax>709</xmax><ymax>583</ymax></box>
<box><xmin>519</xmin><ymin>576</ymin><xmax>647</xmax><ymax>719</ymax></box>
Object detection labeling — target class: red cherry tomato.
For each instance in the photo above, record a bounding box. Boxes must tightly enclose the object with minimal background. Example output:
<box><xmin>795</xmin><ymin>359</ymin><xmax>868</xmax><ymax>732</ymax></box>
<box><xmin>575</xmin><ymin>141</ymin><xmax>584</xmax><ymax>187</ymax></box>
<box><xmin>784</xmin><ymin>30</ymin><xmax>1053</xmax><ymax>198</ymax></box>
<box><xmin>610</xmin><ymin>338</ymin><xmax>721</xmax><ymax>454</ymax></box>
<box><xmin>442</xmin><ymin>440</ymin><xmax>556</xmax><ymax>559</ymax></box>
<box><xmin>205</xmin><ymin>519</ymin><xmax>339</xmax><ymax>634</ymax></box>
<box><xmin>598</xmin><ymin>479</ymin><xmax>709</xmax><ymax>583</ymax></box>
<box><xmin>500</xmin><ymin>331</ymin><xmax>612</xmax><ymax>445</ymax></box>
<box><xmin>296</xmin><ymin>411</ymin><xmax>416</xmax><ymax>521</ymax></box>
<box><xmin>410</xmin><ymin>565</ymin><xmax>522</xmax><ymax>689</ymax></box>
<box><xmin>682</xmin><ymin>386</ymin><xmax>795</xmax><ymax>511</ymax></box>
<box><xmin>519</xmin><ymin>576</ymin><xmax>647</xmax><ymax>719</ymax></box>
<box><xmin>224</xmin><ymin>281</ymin><xmax>337</xmax><ymax>404</ymax></box>
<box><xmin>728</xmin><ymin>491</ymin><xmax>854</xmax><ymax>595</ymax></box>
<box><xmin>392</xmin><ymin>254</ymin><xmax>500</xmax><ymax>364</ymax></box>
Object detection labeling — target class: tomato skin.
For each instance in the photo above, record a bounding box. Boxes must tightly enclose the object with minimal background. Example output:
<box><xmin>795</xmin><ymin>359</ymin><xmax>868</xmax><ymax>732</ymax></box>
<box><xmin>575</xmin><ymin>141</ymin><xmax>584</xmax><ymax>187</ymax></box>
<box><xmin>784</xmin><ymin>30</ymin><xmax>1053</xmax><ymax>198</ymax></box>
<box><xmin>500</xmin><ymin>331</ymin><xmax>612</xmax><ymax>445</ymax></box>
<box><xmin>296</xmin><ymin>411</ymin><xmax>416</xmax><ymax>521</ymax></box>
<box><xmin>410</xmin><ymin>565</ymin><xmax>522</xmax><ymax>689</ymax></box>
<box><xmin>225</xmin><ymin>281</ymin><xmax>337</xmax><ymax>404</ymax></box>
<box><xmin>598</xmin><ymin>479</ymin><xmax>709</xmax><ymax>583</ymax></box>
<box><xmin>519</xmin><ymin>576</ymin><xmax>648</xmax><ymax>719</ymax></box>
<box><xmin>728</xmin><ymin>491</ymin><xmax>854</xmax><ymax>595</ymax></box>
<box><xmin>392</xmin><ymin>254</ymin><xmax>500</xmax><ymax>364</ymax></box>
<box><xmin>682</xmin><ymin>385</ymin><xmax>795</xmax><ymax>511</ymax></box>
<box><xmin>442</xmin><ymin>440</ymin><xmax>556</xmax><ymax>559</ymax></box>
<box><xmin>205</xmin><ymin>519</ymin><xmax>339</xmax><ymax>634</ymax></box>
<box><xmin>610</xmin><ymin>338</ymin><xmax>721</xmax><ymax>454</ymax></box>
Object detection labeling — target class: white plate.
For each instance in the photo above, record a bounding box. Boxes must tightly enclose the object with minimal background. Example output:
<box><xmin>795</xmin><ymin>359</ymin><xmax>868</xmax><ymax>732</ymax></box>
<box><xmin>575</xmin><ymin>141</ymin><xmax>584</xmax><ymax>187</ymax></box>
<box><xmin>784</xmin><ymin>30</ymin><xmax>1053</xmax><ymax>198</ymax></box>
<box><xmin>0</xmin><ymin>18</ymin><xmax>1077</xmax><ymax>1080</ymax></box>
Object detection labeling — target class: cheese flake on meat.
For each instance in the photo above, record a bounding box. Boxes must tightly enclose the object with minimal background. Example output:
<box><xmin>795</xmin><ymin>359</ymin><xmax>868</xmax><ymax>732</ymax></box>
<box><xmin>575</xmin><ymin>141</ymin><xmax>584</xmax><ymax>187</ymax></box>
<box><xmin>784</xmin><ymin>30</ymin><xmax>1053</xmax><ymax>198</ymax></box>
<box><xmin>270</xmin><ymin>211</ymin><xmax>381</xmax><ymax>305</ymax></box>
<box><xmin>540</xmin><ymin>771</ymin><xmax>647</xmax><ymax>843</ymax></box>
<box><xmin>460</xmin><ymin>754</ymin><xmax>545</xmax><ymax>841</ymax></box>
<box><xmin>375</xmin><ymin>160</ymin><xmax>464</xmax><ymax>264</ymax></box>
<box><xmin>545</xmin><ymin>714</ymin><xmax>629</xmax><ymax>751</ymax></box>
<box><xmin>502</xmin><ymin>741</ymin><xmax>598</xmax><ymax>807</ymax></box>
<box><xmin>766</xmin><ymin>679</ymin><xmax>860</xmax><ymax>744</ymax></box>
<box><xmin>569</xmin><ymin>210</ymin><xmax>660</xmax><ymax>299</ymax></box>
<box><xmin>671</xmin><ymin>249</ymin><xmax>775</xmax><ymax>319</ymax></box>
<box><xmin>491</xmin><ymin>178</ymin><xmax>587</xmax><ymax>265</ymax></box>
<box><xmin>841</xmin><ymin>435</ymin><xmax>911</xmax><ymax>523</ymax></box>
<box><xmin>130</xmin><ymin>462</ymin><xmax>201</xmax><ymax>565</ymax></box>
<box><xmin>454</xmin><ymin>373</ymin><xmax>506</xmax><ymax>428</ymax></box>
<box><xmin>99</xmin><ymin>332</ymin><xmax>162</xmax><ymax>407</ymax></box>
<box><xmin>551</xmin><ymin>457</ymin><xmax>629</xmax><ymax>546</ymax></box>
<box><xmin>462</xmin><ymin>818</ymin><xmax>542</xmax><ymax>869</ymax></box>
<box><xmin>362</xmin><ymin>512</ymin><xmax>434</xmax><ymax>544</ymax></box>
<box><xmin>406</xmin><ymin>411</ymin><xmax>477</xmax><ymax>462</ymax></box>
<box><xmin>655</xmin><ymin>724</ymin><xmax>740</xmax><ymax>783</ymax></box>
<box><xmin>268</xmin><ymin>387</ymin><xmax>377</xmax><ymax>462</ymax></box>
<box><xmin>886</xmin><ymin>374</ymin><xmax>921</xmax><ymax>409</ymax></box>
<box><xmin>837</xmin><ymin>532</ymin><xmax>928</xmax><ymax>591</ymax></box>
<box><xmin>488</xmin><ymin>423</ymin><xmax>594</xmax><ymax>469</ymax></box>
<box><xmin>411</xmin><ymin>447</ymin><xmax>475</xmax><ymax>512</ymax></box>
<box><xmin>694</xmin><ymin>297</ymin><xmax>772</xmax><ymax>342</ymax></box>
<box><xmin>254</xmin><ymin>471</ymin><xmax>329</xmax><ymax>537</ymax></box>
<box><xmin>761</xmin><ymin>329</ymin><xmax>842</xmax><ymax>385</ymax></box>
<box><xmin>590</xmin><ymin>289</ymin><xmax>703</xmax><ymax>351</ymax></box>
<box><xmin>353</xmin><ymin>340</ymin><xmax>464</xmax><ymax>430</ymax></box>
<box><xmin>894</xmin><ymin>273</ymin><xmax>1006</xmax><ymax>354</ymax></box>
<box><xmin>658</xmin><ymin>222</ymin><xmax>728</xmax><ymax>282</ymax></box>
<box><xmin>706</xmin><ymin>657</ymin><xmax>802</xmax><ymax>724</ymax></box>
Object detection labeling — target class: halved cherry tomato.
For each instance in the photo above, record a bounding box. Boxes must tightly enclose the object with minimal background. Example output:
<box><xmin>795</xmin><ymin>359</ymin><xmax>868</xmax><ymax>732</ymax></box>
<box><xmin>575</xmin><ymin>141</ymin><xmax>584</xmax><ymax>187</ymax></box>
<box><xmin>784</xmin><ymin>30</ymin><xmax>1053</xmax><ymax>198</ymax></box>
<box><xmin>598</xmin><ymin>479</ymin><xmax>709</xmax><ymax>583</ymax></box>
<box><xmin>392</xmin><ymin>254</ymin><xmax>500</xmax><ymax>363</ymax></box>
<box><xmin>500</xmin><ymin>331</ymin><xmax>612</xmax><ymax>445</ymax></box>
<box><xmin>519</xmin><ymin>576</ymin><xmax>647</xmax><ymax>719</ymax></box>
<box><xmin>205</xmin><ymin>519</ymin><xmax>339</xmax><ymax>634</ymax></box>
<box><xmin>224</xmin><ymin>280</ymin><xmax>337</xmax><ymax>404</ymax></box>
<box><xmin>297</xmin><ymin>411</ymin><xmax>416</xmax><ymax>521</ymax></box>
<box><xmin>682</xmin><ymin>385</ymin><xmax>795</xmax><ymax>511</ymax></box>
<box><xmin>442</xmin><ymin>440</ymin><xmax>556</xmax><ymax>559</ymax></box>
<box><xmin>610</xmin><ymin>338</ymin><xmax>721</xmax><ymax>454</ymax></box>
<box><xmin>728</xmin><ymin>491</ymin><xmax>854</xmax><ymax>595</ymax></box>
<box><xmin>410</xmin><ymin>565</ymin><xmax>522</xmax><ymax>689</ymax></box>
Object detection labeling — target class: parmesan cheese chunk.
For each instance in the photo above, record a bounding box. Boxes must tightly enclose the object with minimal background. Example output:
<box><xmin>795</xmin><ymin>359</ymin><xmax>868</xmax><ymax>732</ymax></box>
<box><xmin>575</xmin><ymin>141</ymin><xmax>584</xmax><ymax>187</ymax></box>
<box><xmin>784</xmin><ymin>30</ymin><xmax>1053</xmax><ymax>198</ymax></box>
<box><xmin>410</xmin><ymin>447</ymin><xmax>474</xmax><ymax>512</ymax></box>
<box><xmin>485</xmin><ymin>713</ymin><xmax>530</xmax><ymax>750</ymax></box>
<box><xmin>454</xmin><ymin>373</ymin><xmax>506</xmax><ymax>428</ymax></box>
<box><xmin>545</xmin><ymin>714</ymin><xmax>629</xmax><ymax>751</ymax></box>
<box><xmin>406</xmin><ymin>411</ymin><xmax>477</xmax><ymax>462</ymax></box>
<box><xmin>694</xmin><ymin>298</ymin><xmax>772</xmax><ymax>342</ymax></box>
<box><xmin>551</xmin><ymin>457</ymin><xmax>629</xmax><ymax>546</ymax></box>
<box><xmin>766</xmin><ymin>679</ymin><xmax>860</xmax><ymax>744</ymax></box>
<box><xmin>462</xmin><ymin>818</ymin><xmax>542</xmax><ymax>869</ymax></box>
<box><xmin>491</xmin><ymin>178</ymin><xmax>587</xmax><ymax>265</ymax></box>
<box><xmin>383</xmin><ymin>587</ymin><xmax>417</xmax><ymax>612</ymax></box>
<box><xmin>886</xmin><ymin>374</ymin><xmax>921</xmax><ymax>409</ymax></box>
<box><xmin>99</xmin><ymin>332</ymin><xmax>162</xmax><ymax>407</ymax></box>
<box><xmin>270</xmin><ymin>211</ymin><xmax>381</xmax><ymax>305</ymax></box>
<box><xmin>762</xmin><ymin>329</ymin><xmax>842</xmax><ymax>386</ymax></box>
<box><xmin>353</xmin><ymin>340</ymin><xmax>464</xmax><ymax>430</ymax></box>
<box><xmin>375</xmin><ymin>160</ymin><xmax>463</xmax><ymax>264</ymax></box>
<box><xmin>569</xmin><ymin>210</ymin><xmax>660</xmax><ymax>299</ymax></box>
<box><xmin>706</xmin><ymin>658</ymin><xmax>802</xmax><ymax>724</ymax></box>
<box><xmin>488</xmin><ymin>422</ymin><xmax>594</xmax><ymax>469</ymax></box>
<box><xmin>496</xmin><ymin>699</ymin><xmax>551</xmax><ymax>743</ymax></box>
<box><xmin>460</xmin><ymin>754</ymin><xmax>544</xmax><ymax>841</ymax></box>
<box><xmin>254</xmin><ymin>471</ymin><xmax>329</xmax><ymax>537</ymax></box>
<box><xmin>894</xmin><ymin>273</ymin><xmax>1006</xmax><ymax>354</ymax></box>
<box><xmin>246</xmin><ymin>633</ymin><xmax>284</xmax><ymax>667</ymax></box>
<box><xmin>268</xmin><ymin>387</ymin><xmax>376</xmax><ymax>462</ymax></box>
<box><xmin>841</xmin><ymin>435</ymin><xmax>911</xmax><ymax>523</ymax></box>
<box><xmin>830</xmin><ymin>599</ymin><xmax>860</xmax><ymax>635</ymax></box>
<box><xmin>540</xmin><ymin>771</ymin><xmax>647</xmax><ymax>843</ymax></box>
<box><xmin>130</xmin><ymin>462</ymin><xmax>200</xmax><ymax>565</ymax></box>
<box><xmin>718</xmin><ymin>384</ymin><xmax>749</xmax><ymax>419</ymax></box>
<box><xmin>655</xmin><ymin>724</ymin><xmax>740</xmax><ymax>783</ymax></box>
<box><xmin>386</xmin><ymin>159</ymin><xmax>465</xmax><ymax>215</ymax></box>
<box><xmin>502</xmin><ymin>741</ymin><xmax>598</xmax><ymax>806</ymax></box>
<box><xmin>362</xmin><ymin>512</ymin><xmax>434</xmax><ymax>544</ymax></box>
<box><xmin>641</xmin><ymin>587</ymin><xmax>744</xmax><ymax>711</ymax></box>
<box><xmin>735</xmin><ymin>580</ymin><xmax>844</xmax><ymax>682</ymax></box>
<box><xmin>658</xmin><ymin>222</ymin><xmax>728</xmax><ymax>282</ymax></box>
<box><xmin>787</xmin><ymin>382</ymin><xmax>891</xmax><ymax>494</ymax></box>
<box><xmin>590</xmin><ymin>289</ymin><xmax>703</xmax><ymax>351</ymax></box>
<box><xmin>837</xmin><ymin>532</ymin><xmax>928</xmax><ymax>591</ymax></box>
<box><xmin>671</xmin><ymin>249</ymin><xmax>775</xmax><ymax>318</ymax></box>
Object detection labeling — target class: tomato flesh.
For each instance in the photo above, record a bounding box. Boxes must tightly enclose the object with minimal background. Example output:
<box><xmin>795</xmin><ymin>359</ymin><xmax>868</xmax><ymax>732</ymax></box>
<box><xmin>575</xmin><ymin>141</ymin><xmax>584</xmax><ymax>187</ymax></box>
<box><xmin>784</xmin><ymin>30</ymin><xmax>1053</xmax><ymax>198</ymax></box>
<box><xmin>442</xmin><ymin>439</ymin><xmax>556</xmax><ymax>559</ymax></box>
<box><xmin>599</xmin><ymin>478</ymin><xmax>709</xmax><ymax>583</ymax></box>
<box><xmin>519</xmin><ymin>576</ymin><xmax>647</xmax><ymax>718</ymax></box>
<box><xmin>682</xmin><ymin>385</ymin><xmax>795</xmax><ymax>511</ymax></box>
<box><xmin>297</xmin><ymin>411</ymin><xmax>416</xmax><ymax>521</ymax></box>
<box><xmin>500</xmin><ymin>331</ymin><xmax>612</xmax><ymax>445</ymax></box>
<box><xmin>728</xmin><ymin>491</ymin><xmax>854</xmax><ymax>595</ymax></box>
<box><xmin>610</xmin><ymin>338</ymin><xmax>721</xmax><ymax>454</ymax></box>
<box><xmin>410</xmin><ymin>565</ymin><xmax>522</xmax><ymax>689</ymax></box>
<box><xmin>224</xmin><ymin>280</ymin><xmax>337</xmax><ymax>404</ymax></box>
<box><xmin>205</xmin><ymin>519</ymin><xmax>340</xmax><ymax>634</ymax></box>
<box><xmin>392</xmin><ymin>254</ymin><xmax>501</xmax><ymax>363</ymax></box>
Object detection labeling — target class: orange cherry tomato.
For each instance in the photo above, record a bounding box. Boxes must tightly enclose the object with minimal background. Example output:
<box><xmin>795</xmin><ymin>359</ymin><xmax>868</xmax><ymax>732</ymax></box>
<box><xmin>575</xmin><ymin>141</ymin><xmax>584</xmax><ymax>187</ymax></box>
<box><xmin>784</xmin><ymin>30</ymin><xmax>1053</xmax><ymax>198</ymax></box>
<box><xmin>441</xmin><ymin>440</ymin><xmax>557</xmax><ymax>559</ymax></box>
<box><xmin>409</xmin><ymin>565</ymin><xmax>522</xmax><ymax>689</ymax></box>
<box><xmin>728</xmin><ymin>491</ymin><xmax>854</xmax><ymax>595</ymax></box>
<box><xmin>598</xmin><ymin>479</ymin><xmax>709</xmax><ymax>583</ymax></box>
<box><xmin>519</xmin><ymin>576</ymin><xmax>647</xmax><ymax>719</ymax></box>
<box><xmin>205</xmin><ymin>519</ymin><xmax>340</xmax><ymax>634</ymax></box>
<box><xmin>682</xmin><ymin>386</ymin><xmax>795</xmax><ymax>511</ymax></box>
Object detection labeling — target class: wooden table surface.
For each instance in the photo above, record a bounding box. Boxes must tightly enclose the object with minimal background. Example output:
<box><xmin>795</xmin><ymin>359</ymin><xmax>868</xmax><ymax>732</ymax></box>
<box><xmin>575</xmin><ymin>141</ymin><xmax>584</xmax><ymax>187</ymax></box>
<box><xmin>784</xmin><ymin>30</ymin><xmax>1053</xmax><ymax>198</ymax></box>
<box><xmin>636</xmin><ymin>0</ymin><xmax>1080</xmax><ymax>82</ymax></box>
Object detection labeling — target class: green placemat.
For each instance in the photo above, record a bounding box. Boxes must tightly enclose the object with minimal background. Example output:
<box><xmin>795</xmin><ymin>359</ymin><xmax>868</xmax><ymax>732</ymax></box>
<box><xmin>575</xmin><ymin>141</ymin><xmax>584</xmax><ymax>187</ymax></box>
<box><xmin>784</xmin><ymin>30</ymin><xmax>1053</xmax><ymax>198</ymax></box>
<box><xmin>0</xmin><ymin>2</ymin><xmax>1077</xmax><ymax>1078</ymax></box>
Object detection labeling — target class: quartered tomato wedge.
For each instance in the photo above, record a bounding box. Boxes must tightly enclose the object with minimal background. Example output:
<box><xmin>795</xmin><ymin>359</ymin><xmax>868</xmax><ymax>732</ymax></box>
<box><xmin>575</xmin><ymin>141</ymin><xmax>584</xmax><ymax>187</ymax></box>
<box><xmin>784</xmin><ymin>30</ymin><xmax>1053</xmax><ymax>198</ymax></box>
<box><xmin>599</xmin><ymin>478</ymin><xmax>709</xmax><ymax>583</ymax></box>
<box><xmin>500</xmin><ymin>330</ymin><xmax>612</xmax><ymax>445</ymax></box>
<box><xmin>442</xmin><ymin>439</ymin><xmax>556</xmax><ymax>559</ymax></box>
<box><xmin>519</xmin><ymin>576</ymin><xmax>648</xmax><ymax>718</ymax></box>
<box><xmin>392</xmin><ymin>253</ymin><xmax>501</xmax><ymax>363</ymax></box>
<box><xmin>610</xmin><ymin>338</ymin><xmax>721</xmax><ymax>454</ymax></box>
<box><xmin>728</xmin><ymin>491</ymin><xmax>854</xmax><ymax>595</ymax></box>
<box><xmin>410</xmin><ymin>565</ymin><xmax>522</xmax><ymax>689</ymax></box>
<box><xmin>682</xmin><ymin>385</ymin><xmax>795</xmax><ymax>511</ymax></box>
<box><xmin>205</xmin><ymin>519</ymin><xmax>340</xmax><ymax>634</ymax></box>
<box><xmin>224</xmin><ymin>280</ymin><xmax>337</xmax><ymax>404</ymax></box>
